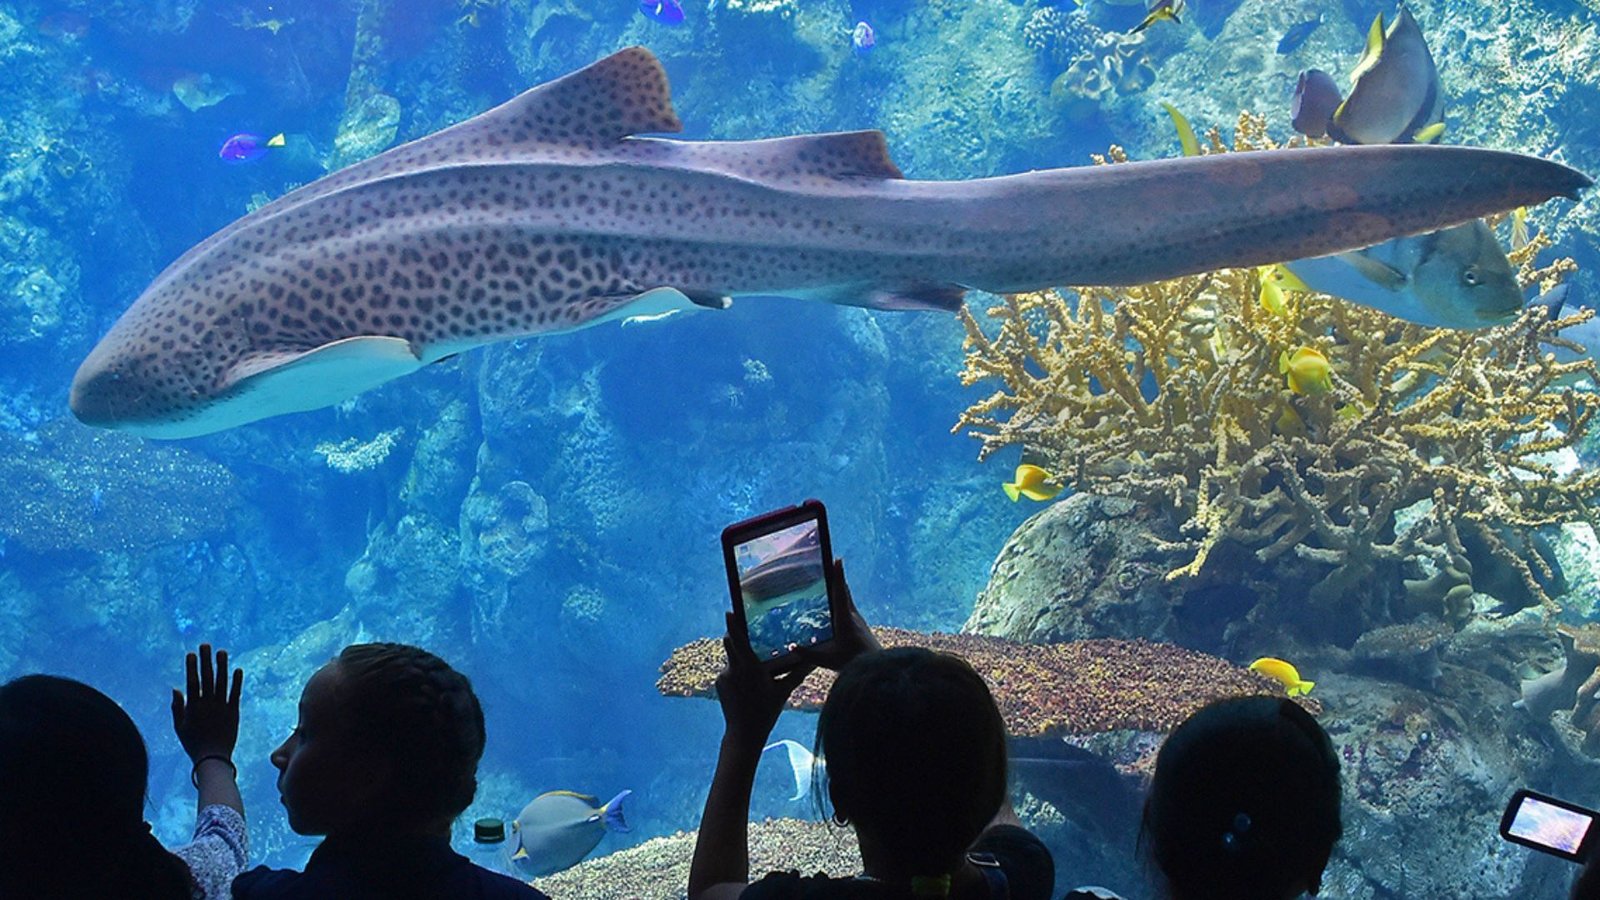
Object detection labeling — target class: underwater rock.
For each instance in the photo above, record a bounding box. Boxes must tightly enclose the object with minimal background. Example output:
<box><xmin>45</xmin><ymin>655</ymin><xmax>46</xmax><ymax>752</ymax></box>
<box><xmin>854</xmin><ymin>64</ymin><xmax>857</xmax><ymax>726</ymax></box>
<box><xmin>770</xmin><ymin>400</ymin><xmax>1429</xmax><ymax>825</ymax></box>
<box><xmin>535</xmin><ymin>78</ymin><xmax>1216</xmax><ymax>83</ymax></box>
<box><xmin>400</xmin><ymin>400</ymin><xmax>474</xmax><ymax>521</ymax></box>
<box><xmin>659</xmin><ymin>626</ymin><xmax>1300</xmax><ymax>738</ymax></box>
<box><xmin>0</xmin><ymin>216</ymin><xmax>78</xmax><ymax>345</ymax></box>
<box><xmin>459</xmin><ymin>476</ymin><xmax>550</xmax><ymax>581</ymax></box>
<box><xmin>344</xmin><ymin>512</ymin><xmax>461</xmax><ymax>638</ymax></box>
<box><xmin>329</xmin><ymin>91</ymin><xmax>401</xmax><ymax>170</ymax></box>
<box><xmin>965</xmin><ymin>493</ymin><xmax>1185</xmax><ymax>644</ymax></box>
<box><xmin>531</xmin><ymin>818</ymin><xmax>860</xmax><ymax>900</ymax></box>
<box><xmin>1350</xmin><ymin>619</ymin><xmax>1453</xmax><ymax>690</ymax></box>
<box><xmin>0</xmin><ymin>419</ymin><xmax>238</xmax><ymax>554</ymax></box>
<box><xmin>1317</xmin><ymin>671</ymin><xmax>1585</xmax><ymax>899</ymax></box>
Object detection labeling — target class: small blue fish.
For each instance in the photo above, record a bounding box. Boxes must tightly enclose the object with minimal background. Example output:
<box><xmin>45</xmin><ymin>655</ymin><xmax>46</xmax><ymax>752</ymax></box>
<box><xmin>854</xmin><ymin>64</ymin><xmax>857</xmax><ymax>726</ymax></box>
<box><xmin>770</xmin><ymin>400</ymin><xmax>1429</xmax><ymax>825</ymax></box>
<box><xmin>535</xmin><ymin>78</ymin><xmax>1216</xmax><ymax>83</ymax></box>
<box><xmin>851</xmin><ymin>21</ymin><xmax>876</xmax><ymax>53</ymax></box>
<box><xmin>219</xmin><ymin>132</ymin><xmax>283</xmax><ymax>164</ymax></box>
<box><xmin>1277</xmin><ymin>14</ymin><xmax>1323</xmax><ymax>54</ymax></box>
<box><xmin>639</xmin><ymin>0</ymin><xmax>684</xmax><ymax>25</ymax></box>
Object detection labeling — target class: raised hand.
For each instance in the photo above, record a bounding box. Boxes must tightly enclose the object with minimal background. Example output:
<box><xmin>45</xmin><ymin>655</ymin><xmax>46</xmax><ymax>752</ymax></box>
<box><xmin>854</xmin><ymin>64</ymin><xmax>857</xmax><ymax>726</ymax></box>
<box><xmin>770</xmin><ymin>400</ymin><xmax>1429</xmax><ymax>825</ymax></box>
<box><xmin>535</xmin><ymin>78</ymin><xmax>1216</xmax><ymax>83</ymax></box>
<box><xmin>170</xmin><ymin>643</ymin><xmax>243</xmax><ymax>765</ymax></box>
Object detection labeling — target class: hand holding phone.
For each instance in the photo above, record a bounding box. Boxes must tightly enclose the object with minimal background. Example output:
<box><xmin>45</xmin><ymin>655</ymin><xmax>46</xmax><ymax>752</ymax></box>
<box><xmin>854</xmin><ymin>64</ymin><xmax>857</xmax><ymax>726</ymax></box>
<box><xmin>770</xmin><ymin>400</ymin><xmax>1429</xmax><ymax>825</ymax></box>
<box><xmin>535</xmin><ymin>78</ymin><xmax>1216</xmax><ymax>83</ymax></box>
<box><xmin>1501</xmin><ymin>789</ymin><xmax>1599</xmax><ymax>863</ymax></box>
<box><xmin>722</xmin><ymin>500</ymin><xmax>844</xmax><ymax>674</ymax></box>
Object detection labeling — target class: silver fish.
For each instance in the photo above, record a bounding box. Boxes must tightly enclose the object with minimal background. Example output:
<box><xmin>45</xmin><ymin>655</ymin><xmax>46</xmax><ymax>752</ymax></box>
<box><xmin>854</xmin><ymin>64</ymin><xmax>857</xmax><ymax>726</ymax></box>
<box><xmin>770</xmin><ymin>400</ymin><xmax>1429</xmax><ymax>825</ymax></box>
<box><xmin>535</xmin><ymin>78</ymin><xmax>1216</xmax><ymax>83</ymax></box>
<box><xmin>1281</xmin><ymin>219</ymin><xmax>1520</xmax><ymax>329</ymax></box>
<box><xmin>69</xmin><ymin>47</ymin><xmax>1589</xmax><ymax>438</ymax></box>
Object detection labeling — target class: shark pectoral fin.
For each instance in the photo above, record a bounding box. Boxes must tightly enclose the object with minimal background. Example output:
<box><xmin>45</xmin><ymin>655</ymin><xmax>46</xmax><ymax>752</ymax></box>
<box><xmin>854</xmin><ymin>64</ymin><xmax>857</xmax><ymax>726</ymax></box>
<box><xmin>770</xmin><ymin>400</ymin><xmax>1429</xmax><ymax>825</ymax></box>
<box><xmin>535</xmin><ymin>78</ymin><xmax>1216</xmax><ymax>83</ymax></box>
<box><xmin>1334</xmin><ymin>252</ymin><xmax>1408</xmax><ymax>290</ymax></box>
<box><xmin>490</xmin><ymin>46</ymin><xmax>681</xmax><ymax>145</ymax></box>
<box><xmin>224</xmin><ymin>336</ymin><xmax>426</xmax><ymax>408</ymax></box>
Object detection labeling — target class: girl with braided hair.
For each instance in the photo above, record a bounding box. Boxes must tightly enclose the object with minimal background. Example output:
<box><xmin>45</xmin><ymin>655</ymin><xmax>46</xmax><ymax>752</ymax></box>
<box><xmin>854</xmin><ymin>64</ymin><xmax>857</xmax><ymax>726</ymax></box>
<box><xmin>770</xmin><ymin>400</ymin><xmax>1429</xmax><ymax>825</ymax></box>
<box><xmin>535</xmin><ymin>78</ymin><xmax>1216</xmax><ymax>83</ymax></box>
<box><xmin>233</xmin><ymin>642</ymin><xmax>548</xmax><ymax>900</ymax></box>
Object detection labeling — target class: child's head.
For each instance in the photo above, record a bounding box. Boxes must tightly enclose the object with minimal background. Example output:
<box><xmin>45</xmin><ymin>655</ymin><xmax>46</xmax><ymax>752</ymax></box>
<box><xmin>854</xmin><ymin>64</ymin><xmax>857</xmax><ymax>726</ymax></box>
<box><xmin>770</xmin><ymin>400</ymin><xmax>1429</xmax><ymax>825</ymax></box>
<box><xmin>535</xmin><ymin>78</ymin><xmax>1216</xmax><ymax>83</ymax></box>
<box><xmin>272</xmin><ymin>643</ymin><xmax>486</xmax><ymax>836</ymax></box>
<box><xmin>816</xmin><ymin>647</ymin><xmax>1008</xmax><ymax>878</ymax></box>
<box><xmin>0</xmin><ymin>675</ymin><xmax>189</xmax><ymax>898</ymax></box>
<box><xmin>1141</xmin><ymin>695</ymin><xmax>1343</xmax><ymax>900</ymax></box>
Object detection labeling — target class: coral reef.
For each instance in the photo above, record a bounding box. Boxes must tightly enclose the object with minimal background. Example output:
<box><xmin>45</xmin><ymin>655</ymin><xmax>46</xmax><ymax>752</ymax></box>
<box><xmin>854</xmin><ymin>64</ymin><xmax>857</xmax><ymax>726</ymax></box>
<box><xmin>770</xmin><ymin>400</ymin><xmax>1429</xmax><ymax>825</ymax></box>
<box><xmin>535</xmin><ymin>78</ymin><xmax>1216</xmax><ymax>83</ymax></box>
<box><xmin>659</xmin><ymin>627</ymin><xmax>1305</xmax><ymax>738</ymax></box>
<box><xmin>313</xmin><ymin>428</ymin><xmax>406</xmax><ymax>473</ymax></box>
<box><xmin>1048</xmin><ymin>32</ymin><xmax>1157</xmax><ymax>108</ymax></box>
<box><xmin>0</xmin><ymin>419</ymin><xmax>238</xmax><ymax>553</ymax></box>
<box><xmin>530</xmin><ymin>819</ymin><xmax>859</xmax><ymax>900</ymax></box>
<box><xmin>954</xmin><ymin>116</ymin><xmax>1598</xmax><ymax>631</ymax></box>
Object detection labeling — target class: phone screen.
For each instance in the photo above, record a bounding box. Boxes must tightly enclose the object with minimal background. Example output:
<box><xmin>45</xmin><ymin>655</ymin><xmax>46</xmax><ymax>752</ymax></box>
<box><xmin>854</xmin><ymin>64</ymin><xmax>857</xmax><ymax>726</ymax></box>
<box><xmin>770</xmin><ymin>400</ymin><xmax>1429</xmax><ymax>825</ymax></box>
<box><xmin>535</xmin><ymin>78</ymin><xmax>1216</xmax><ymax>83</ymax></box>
<box><xmin>1509</xmin><ymin>796</ymin><xmax>1596</xmax><ymax>854</ymax></box>
<box><xmin>731</xmin><ymin>519</ymin><xmax>834</xmax><ymax>662</ymax></box>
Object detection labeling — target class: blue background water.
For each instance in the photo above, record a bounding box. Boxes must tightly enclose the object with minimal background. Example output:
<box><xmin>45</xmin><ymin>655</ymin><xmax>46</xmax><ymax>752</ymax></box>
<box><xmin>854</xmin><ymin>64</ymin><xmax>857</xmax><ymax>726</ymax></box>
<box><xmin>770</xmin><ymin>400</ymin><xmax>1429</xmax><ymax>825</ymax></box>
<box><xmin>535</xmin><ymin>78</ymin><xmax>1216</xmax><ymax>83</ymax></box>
<box><xmin>1</xmin><ymin>0</ymin><xmax>1596</xmax><ymax>895</ymax></box>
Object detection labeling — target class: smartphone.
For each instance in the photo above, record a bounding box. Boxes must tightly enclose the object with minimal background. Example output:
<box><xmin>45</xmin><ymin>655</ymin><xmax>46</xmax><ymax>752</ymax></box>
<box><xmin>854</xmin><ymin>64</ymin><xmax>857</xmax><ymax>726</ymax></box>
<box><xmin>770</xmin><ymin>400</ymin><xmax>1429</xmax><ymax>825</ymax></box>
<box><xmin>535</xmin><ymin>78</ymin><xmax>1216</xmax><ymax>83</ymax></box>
<box><xmin>1501</xmin><ymin>788</ymin><xmax>1600</xmax><ymax>862</ymax></box>
<box><xmin>722</xmin><ymin>500</ymin><xmax>841</xmax><ymax>674</ymax></box>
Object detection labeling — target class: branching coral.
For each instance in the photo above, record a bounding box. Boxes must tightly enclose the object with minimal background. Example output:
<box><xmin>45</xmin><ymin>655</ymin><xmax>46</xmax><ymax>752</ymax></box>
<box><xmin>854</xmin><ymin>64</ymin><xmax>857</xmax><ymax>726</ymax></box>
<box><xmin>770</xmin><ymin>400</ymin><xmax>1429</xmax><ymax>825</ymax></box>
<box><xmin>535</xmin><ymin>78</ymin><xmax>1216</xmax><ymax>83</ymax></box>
<box><xmin>658</xmin><ymin>627</ymin><xmax>1310</xmax><ymax>738</ymax></box>
<box><xmin>954</xmin><ymin>113</ymin><xmax>1600</xmax><ymax>622</ymax></box>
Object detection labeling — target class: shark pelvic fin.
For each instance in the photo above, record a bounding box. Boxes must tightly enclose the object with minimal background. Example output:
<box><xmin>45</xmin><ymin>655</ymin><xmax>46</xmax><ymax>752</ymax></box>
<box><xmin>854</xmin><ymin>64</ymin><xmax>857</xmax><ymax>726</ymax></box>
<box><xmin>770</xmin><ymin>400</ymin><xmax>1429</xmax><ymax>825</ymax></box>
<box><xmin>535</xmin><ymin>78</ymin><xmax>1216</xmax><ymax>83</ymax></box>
<box><xmin>502</xmin><ymin>46</ymin><xmax>682</xmax><ymax>145</ymax></box>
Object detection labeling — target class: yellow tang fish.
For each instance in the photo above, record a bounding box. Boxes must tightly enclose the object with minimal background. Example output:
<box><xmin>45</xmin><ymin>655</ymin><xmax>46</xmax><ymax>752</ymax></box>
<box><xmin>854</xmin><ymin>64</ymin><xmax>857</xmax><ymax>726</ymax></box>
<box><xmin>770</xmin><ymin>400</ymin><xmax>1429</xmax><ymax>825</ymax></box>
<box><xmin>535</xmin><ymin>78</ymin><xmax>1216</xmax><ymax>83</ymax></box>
<box><xmin>1257</xmin><ymin>265</ymin><xmax>1306</xmax><ymax>319</ymax></box>
<box><xmin>1249</xmin><ymin>657</ymin><xmax>1315</xmax><ymax>696</ymax></box>
<box><xmin>1280</xmin><ymin>347</ymin><xmax>1333</xmax><ymax>396</ymax></box>
<box><xmin>1003</xmin><ymin>464</ymin><xmax>1062</xmax><ymax>503</ymax></box>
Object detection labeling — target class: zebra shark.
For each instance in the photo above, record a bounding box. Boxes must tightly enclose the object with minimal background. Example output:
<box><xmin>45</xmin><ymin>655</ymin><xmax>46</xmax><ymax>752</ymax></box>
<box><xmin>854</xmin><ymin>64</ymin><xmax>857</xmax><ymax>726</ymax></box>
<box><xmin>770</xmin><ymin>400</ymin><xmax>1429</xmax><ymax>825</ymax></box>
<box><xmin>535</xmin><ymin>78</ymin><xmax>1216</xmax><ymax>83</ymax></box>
<box><xmin>70</xmin><ymin>46</ymin><xmax>1589</xmax><ymax>438</ymax></box>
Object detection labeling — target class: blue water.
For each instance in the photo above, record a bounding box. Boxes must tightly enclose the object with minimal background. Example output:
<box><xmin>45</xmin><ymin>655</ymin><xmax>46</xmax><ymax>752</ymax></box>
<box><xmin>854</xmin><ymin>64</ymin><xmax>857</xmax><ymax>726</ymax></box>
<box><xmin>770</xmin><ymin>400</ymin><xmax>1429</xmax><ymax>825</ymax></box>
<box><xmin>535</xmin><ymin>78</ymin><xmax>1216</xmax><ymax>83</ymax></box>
<box><xmin>3</xmin><ymin>0</ymin><xmax>1599</xmax><ymax>897</ymax></box>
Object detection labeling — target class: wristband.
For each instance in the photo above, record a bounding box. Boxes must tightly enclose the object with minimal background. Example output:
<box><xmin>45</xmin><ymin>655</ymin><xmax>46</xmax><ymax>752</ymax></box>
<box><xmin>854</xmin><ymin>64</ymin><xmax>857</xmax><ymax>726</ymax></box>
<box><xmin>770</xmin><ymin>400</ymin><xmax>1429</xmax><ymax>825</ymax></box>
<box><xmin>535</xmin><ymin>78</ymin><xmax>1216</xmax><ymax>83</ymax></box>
<box><xmin>191</xmin><ymin>754</ymin><xmax>237</xmax><ymax>788</ymax></box>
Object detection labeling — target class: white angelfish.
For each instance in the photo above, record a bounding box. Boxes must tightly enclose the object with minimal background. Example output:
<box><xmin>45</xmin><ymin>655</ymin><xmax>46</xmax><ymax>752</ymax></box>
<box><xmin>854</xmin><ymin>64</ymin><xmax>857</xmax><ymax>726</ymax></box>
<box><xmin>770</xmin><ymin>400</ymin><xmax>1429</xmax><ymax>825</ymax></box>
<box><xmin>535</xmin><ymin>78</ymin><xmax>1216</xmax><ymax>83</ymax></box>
<box><xmin>509</xmin><ymin>789</ymin><xmax>631</xmax><ymax>877</ymax></box>
<box><xmin>763</xmin><ymin>738</ymin><xmax>821</xmax><ymax>802</ymax></box>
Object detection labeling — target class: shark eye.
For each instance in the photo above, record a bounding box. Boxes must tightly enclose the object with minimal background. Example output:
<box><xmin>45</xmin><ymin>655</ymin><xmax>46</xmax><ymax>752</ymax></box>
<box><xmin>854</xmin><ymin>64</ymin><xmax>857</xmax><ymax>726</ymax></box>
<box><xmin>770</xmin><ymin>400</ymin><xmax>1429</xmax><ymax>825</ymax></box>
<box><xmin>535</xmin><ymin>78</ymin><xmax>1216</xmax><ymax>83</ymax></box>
<box><xmin>1462</xmin><ymin>268</ymin><xmax>1481</xmax><ymax>287</ymax></box>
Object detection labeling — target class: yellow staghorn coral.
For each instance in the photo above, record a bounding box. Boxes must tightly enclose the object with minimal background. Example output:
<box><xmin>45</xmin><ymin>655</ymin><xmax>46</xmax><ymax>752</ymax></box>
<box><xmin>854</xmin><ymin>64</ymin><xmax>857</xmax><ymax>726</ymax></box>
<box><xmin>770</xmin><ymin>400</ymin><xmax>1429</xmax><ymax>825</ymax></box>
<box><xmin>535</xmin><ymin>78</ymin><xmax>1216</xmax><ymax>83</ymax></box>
<box><xmin>955</xmin><ymin>113</ymin><xmax>1600</xmax><ymax>620</ymax></box>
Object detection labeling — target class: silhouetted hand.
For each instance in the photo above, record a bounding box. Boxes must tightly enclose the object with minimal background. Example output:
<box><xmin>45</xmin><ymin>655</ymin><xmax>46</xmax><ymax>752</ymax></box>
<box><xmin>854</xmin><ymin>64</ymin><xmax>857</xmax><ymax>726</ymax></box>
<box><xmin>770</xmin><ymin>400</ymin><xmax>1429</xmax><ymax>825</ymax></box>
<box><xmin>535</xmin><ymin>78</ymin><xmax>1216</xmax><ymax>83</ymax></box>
<box><xmin>794</xmin><ymin>559</ymin><xmax>881</xmax><ymax>672</ymax></box>
<box><xmin>171</xmin><ymin>643</ymin><xmax>243</xmax><ymax>764</ymax></box>
<box><xmin>715</xmin><ymin>615</ymin><xmax>813</xmax><ymax>747</ymax></box>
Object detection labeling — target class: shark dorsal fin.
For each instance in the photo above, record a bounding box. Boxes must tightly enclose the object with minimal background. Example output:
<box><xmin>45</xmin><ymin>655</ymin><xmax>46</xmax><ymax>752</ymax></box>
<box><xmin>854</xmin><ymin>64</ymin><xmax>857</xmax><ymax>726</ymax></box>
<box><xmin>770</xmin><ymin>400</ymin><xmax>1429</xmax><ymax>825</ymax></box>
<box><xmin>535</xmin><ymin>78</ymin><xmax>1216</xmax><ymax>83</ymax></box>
<box><xmin>685</xmin><ymin>130</ymin><xmax>904</xmax><ymax>183</ymax></box>
<box><xmin>492</xmin><ymin>46</ymin><xmax>683</xmax><ymax>146</ymax></box>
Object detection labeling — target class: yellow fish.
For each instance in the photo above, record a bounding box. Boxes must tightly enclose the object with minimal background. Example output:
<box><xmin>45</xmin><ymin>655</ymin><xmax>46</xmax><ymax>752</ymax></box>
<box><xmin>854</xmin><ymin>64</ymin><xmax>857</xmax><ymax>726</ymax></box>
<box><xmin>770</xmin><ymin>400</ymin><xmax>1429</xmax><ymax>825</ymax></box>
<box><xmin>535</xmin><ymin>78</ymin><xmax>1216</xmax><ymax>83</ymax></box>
<box><xmin>1003</xmin><ymin>464</ymin><xmax>1061</xmax><ymax>503</ymax></box>
<box><xmin>1162</xmin><ymin>102</ymin><xmax>1201</xmax><ymax>158</ymax></box>
<box><xmin>1256</xmin><ymin>266</ymin><xmax>1304</xmax><ymax>318</ymax></box>
<box><xmin>1280</xmin><ymin>347</ymin><xmax>1333</xmax><ymax>396</ymax></box>
<box><xmin>1510</xmin><ymin>206</ymin><xmax>1530</xmax><ymax>250</ymax></box>
<box><xmin>1249</xmin><ymin>657</ymin><xmax>1315</xmax><ymax>696</ymax></box>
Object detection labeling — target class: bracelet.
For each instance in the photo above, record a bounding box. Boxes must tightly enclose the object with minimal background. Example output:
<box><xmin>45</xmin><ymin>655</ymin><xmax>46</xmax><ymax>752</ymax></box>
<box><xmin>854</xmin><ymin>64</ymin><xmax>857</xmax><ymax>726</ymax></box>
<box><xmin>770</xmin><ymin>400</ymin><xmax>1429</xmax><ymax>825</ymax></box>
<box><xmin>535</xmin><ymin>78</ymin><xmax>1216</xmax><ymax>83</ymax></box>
<box><xmin>191</xmin><ymin>754</ymin><xmax>237</xmax><ymax>788</ymax></box>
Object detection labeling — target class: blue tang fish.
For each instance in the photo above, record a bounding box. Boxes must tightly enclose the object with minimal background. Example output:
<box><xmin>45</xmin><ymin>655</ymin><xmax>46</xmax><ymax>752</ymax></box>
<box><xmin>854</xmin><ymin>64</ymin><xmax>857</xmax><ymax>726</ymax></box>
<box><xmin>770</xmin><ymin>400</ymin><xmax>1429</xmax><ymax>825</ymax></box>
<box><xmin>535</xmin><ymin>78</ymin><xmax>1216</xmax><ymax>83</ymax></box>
<box><xmin>219</xmin><ymin>132</ymin><xmax>283</xmax><ymax>163</ymax></box>
<box><xmin>639</xmin><ymin>0</ymin><xmax>684</xmax><ymax>25</ymax></box>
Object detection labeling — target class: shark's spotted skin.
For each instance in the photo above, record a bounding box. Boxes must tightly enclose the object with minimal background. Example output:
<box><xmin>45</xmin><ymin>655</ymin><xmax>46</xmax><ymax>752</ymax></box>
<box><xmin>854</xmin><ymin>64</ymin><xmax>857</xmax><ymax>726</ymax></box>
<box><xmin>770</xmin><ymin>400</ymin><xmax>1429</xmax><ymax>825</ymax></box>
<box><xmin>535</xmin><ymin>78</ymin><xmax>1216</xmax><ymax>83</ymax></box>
<box><xmin>71</xmin><ymin>47</ymin><xmax>1590</xmax><ymax>439</ymax></box>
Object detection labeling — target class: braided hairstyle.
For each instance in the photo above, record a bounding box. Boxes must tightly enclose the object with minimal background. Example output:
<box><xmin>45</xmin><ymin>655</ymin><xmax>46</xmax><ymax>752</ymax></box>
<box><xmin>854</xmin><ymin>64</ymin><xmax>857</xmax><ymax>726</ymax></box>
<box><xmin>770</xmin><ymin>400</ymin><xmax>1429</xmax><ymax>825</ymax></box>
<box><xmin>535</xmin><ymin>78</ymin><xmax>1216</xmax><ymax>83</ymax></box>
<box><xmin>0</xmin><ymin>675</ymin><xmax>192</xmax><ymax>900</ymax></box>
<box><xmin>1141</xmin><ymin>695</ymin><xmax>1343</xmax><ymax>900</ymax></box>
<box><xmin>334</xmin><ymin>643</ymin><xmax>487</xmax><ymax>826</ymax></box>
<box><xmin>816</xmin><ymin>647</ymin><xmax>1009</xmax><ymax>890</ymax></box>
